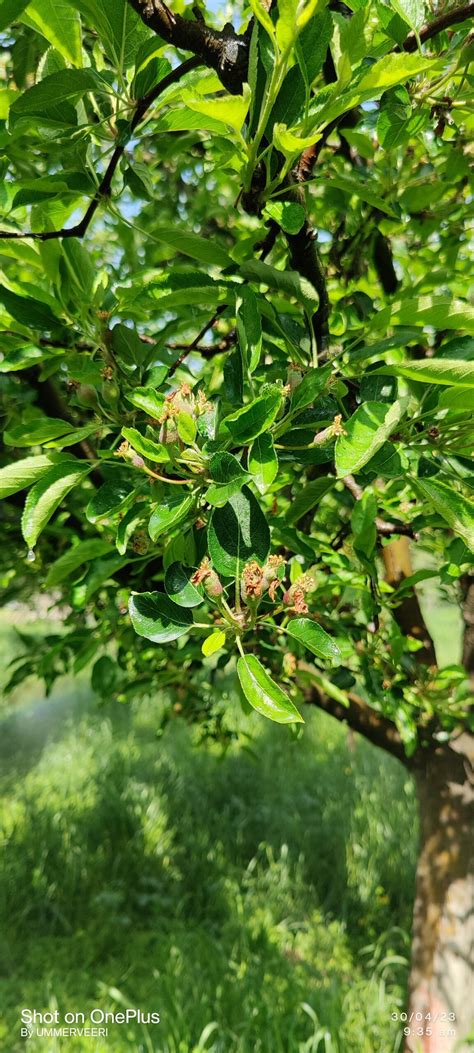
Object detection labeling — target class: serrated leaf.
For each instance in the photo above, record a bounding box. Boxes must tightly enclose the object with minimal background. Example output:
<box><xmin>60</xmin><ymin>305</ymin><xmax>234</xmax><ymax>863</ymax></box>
<box><xmin>164</xmin><ymin>562</ymin><xmax>204</xmax><ymax>608</ymax></box>
<box><xmin>129</xmin><ymin>591</ymin><xmax>193</xmax><ymax>643</ymax></box>
<box><xmin>21</xmin><ymin>461</ymin><xmax>90</xmax><ymax>548</ymax></box>
<box><xmin>335</xmin><ymin>399</ymin><xmax>407</xmax><ymax>477</ymax></box>
<box><xmin>208</xmin><ymin>485</ymin><xmax>270</xmax><ymax>577</ymax></box>
<box><xmin>286</xmin><ymin>617</ymin><xmax>341</xmax><ymax>662</ymax></box>
<box><xmin>148</xmin><ymin>492</ymin><xmax>195</xmax><ymax>541</ymax></box>
<box><xmin>237</xmin><ymin>655</ymin><xmax>304</xmax><ymax>724</ymax></box>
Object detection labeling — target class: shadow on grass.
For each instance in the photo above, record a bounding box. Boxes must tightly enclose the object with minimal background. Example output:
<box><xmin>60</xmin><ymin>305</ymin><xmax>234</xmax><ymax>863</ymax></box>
<box><xmin>0</xmin><ymin>682</ymin><xmax>416</xmax><ymax>1053</ymax></box>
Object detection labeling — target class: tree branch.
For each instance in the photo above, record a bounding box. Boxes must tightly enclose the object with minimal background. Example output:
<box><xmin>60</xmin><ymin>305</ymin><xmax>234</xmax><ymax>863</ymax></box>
<box><xmin>343</xmin><ymin>474</ymin><xmax>418</xmax><ymax>538</ymax></box>
<box><xmin>402</xmin><ymin>2</ymin><xmax>474</xmax><ymax>51</ymax></box>
<box><xmin>126</xmin><ymin>0</ymin><xmax>249</xmax><ymax>94</ymax></box>
<box><xmin>301</xmin><ymin>672</ymin><xmax>408</xmax><ymax>764</ymax></box>
<box><xmin>0</xmin><ymin>58</ymin><xmax>201</xmax><ymax>243</ymax></box>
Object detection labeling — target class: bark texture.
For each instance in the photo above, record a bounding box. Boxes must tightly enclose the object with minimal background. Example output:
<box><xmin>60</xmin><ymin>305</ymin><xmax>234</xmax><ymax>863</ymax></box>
<box><xmin>406</xmin><ymin>736</ymin><xmax>474</xmax><ymax>1053</ymax></box>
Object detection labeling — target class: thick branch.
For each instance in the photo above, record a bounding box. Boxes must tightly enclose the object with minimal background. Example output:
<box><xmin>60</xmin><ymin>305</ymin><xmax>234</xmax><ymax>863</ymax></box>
<box><xmin>403</xmin><ymin>2</ymin><xmax>474</xmax><ymax>51</ymax></box>
<box><xmin>126</xmin><ymin>0</ymin><xmax>249</xmax><ymax>94</ymax></box>
<box><xmin>0</xmin><ymin>58</ymin><xmax>200</xmax><ymax>243</ymax></box>
<box><xmin>302</xmin><ymin>675</ymin><xmax>408</xmax><ymax>764</ymax></box>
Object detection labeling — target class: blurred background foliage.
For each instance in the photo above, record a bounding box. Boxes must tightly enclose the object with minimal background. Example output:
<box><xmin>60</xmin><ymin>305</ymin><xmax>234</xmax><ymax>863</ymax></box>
<box><xmin>0</xmin><ymin>612</ymin><xmax>417</xmax><ymax>1053</ymax></box>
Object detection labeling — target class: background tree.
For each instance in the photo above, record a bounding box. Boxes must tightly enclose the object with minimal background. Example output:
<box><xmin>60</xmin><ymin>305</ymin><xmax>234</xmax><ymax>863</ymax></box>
<box><xmin>0</xmin><ymin>0</ymin><xmax>473</xmax><ymax>1049</ymax></box>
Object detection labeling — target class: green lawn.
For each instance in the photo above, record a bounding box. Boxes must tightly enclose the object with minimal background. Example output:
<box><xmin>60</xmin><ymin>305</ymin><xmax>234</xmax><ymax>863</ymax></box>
<box><xmin>0</xmin><ymin>619</ymin><xmax>416</xmax><ymax>1053</ymax></box>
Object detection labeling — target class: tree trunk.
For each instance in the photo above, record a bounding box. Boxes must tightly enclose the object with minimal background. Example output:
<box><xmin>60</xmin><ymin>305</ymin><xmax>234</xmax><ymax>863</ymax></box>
<box><xmin>405</xmin><ymin>735</ymin><xmax>474</xmax><ymax>1053</ymax></box>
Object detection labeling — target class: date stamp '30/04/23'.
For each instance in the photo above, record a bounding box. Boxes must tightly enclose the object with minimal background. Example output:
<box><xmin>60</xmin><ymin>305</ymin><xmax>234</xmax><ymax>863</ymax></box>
<box><xmin>391</xmin><ymin>1011</ymin><xmax>458</xmax><ymax>1042</ymax></box>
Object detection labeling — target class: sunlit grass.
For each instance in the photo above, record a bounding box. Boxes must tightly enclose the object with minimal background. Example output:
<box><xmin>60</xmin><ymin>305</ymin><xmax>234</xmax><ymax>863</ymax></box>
<box><xmin>0</xmin><ymin>659</ymin><xmax>416</xmax><ymax>1053</ymax></box>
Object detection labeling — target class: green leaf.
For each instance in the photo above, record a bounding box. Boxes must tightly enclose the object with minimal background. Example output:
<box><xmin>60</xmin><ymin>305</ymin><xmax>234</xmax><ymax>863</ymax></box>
<box><xmin>182</xmin><ymin>86</ymin><xmax>250</xmax><ymax>134</ymax></box>
<box><xmin>262</xmin><ymin>201</ymin><xmax>306</xmax><ymax>234</ymax></box>
<box><xmin>177</xmin><ymin>412</ymin><xmax>197</xmax><ymax>445</ymax></box>
<box><xmin>222</xmin><ymin>387</ymin><xmax>282</xmax><ymax>444</ymax></box>
<box><xmin>4</xmin><ymin>417</ymin><xmax>76</xmax><ymax>447</ymax></box>
<box><xmin>286</xmin><ymin>617</ymin><xmax>341</xmax><ymax>662</ymax></box>
<box><xmin>248</xmin><ymin>433</ymin><xmax>278</xmax><ymax>493</ymax></box>
<box><xmin>236</xmin><ymin>286</ymin><xmax>262</xmax><ymax>373</ymax></box>
<box><xmin>150</xmin><ymin>228</ymin><xmax>231</xmax><ymax>269</ymax></box>
<box><xmin>112</xmin><ymin>324</ymin><xmax>145</xmax><ymax>367</ymax></box>
<box><xmin>202</xmin><ymin>630</ymin><xmax>226</xmax><ymax>657</ymax></box>
<box><xmin>125</xmin><ymin>388</ymin><xmax>164</xmax><ymax>418</ymax></box>
<box><xmin>129</xmin><ymin>591</ymin><xmax>193</xmax><ymax>643</ymax></box>
<box><xmin>67</xmin><ymin>0</ymin><xmax>147</xmax><ymax>68</ymax></box>
<box><xmin>208</xmin><ymin>485</ymin><xmax>270</xmax><ymax>577</ymax></box>
<box><xmin>164</xmin><ymin>562</ymin><xmax>204</xmax><ymax>608</ymax></box>
<box><xmin>373</xmin><ymin>297</ymin><xmax>474</xmax><ymax>334</ymax></box>
<box><xmin>351</xmin><ymin>490</ymin><xmax>377</xmax><ymax>558</ymax></box>
<box><xmin>21</xmin><ymin>461</ymin><xmax>91</xmax><ymax>548</ymax></box>
<box><xmin>45</xmin><ymin>538</ymin><xmax>113</xmax><ymax>587</ymax></box>
<box><xmin>291</xmin><ymin>364</ymin><xmax>332</xmax><ymax>412</ymax></box>
<box><xmin>377</xmin><ymin>86</ymin><xmax>428</xmax><ymax>149</ymax></box>
<box><xmin>325</xmin><ymin>174</ymin><xmax>397</xmax><ymax>217</ymax></box>
<box><xmin>116</xmin><ymin>506</ymin><xmax>145</xmax><ymax>555</ymax></box>
<box><xmin>0</xmin><ymin>453</ymin><xmax>70</xmax><ymax>499</ymax></box>
<box><xmin>205</xmin><ymin>452</ymin><xmax>249</xmax><ymax>507</ymax></box>
<box><xmin>44</xmin><ymin>425</ymin><xmax>98</xmax><ymax>450</ymax></box>
<box><xmin>91</xmin><ymin>655</ymin><xmax>117</xmax><ymax>697</ymax></box>
<box><xmin>121</xmin><ymin>428</ymin><xmax>170</xmax><ymax>463</ymax></box>
<box><xmin>240</xmin><ymin>260</ymin><xmax>319</xmax><ymax>311</ymax></box>
<box><xmin>335</xmin><ymin>400</ymin><xmax>407</xmax><ymax>477</ymax></box>
<box><xmin>412</xmin><ymin>478</ymin><xmax>474</xmax><ymax>553</ymax></box>
<box><xmin>0</xmin><ymin>285</ymin><xmax>61</xmax><ymax>330</ymax></box>
<box><xmin>0</xmin><ymin>345</ymin><xmax>61</xmax><ymax>373</ymax></box>
<box><xmin>21</xmin><ymin>0</ymin><xmax>83</xmax><ymax>66</ymax></box>
<box><xmin>9</xmin><ymin>69</ymin><xmax>103</xmax><ymax>126</ymax></box>
<box><xmin>237</xmin><ymin>655</ymin><xmax>304</xmax><ymax>724</ymax></box>
<box><xmin>374</xmin><ymin>359</ymin><xmax>474</xmax><ymax>387</ymax></box>
<box><xmin>86</xmin><ymin>481</ymin><xmax>132</xmax><ymax>523</ymax></box>
<box><xmin>438</xmin><ymin>387</ymin><xmax>474</xmax><ymax>412</ymax></box>
<box><xmin>390</xmin><ymin>0</ymin><xmax>424</xmax><ymax>32</ymax></box>
<box><xmin>286</xmin><ymin>477</ymin><xmax>334</xmax><ymax>524</ymax></box>
<box><xmin>148</xmin><ymin>491</ymin><xmax>195</xmax><ymax>541</ymax></box>
<box><xmin>0</xmin><ymin>0</ymin><xmax>29</xmax><ymax>31</ymax></box>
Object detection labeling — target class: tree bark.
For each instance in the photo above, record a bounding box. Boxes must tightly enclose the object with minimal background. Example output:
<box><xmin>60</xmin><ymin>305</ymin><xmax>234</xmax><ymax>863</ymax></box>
<box><xmin>405</xmin><ymin>735</ymin><xmax>474</xmax><ymax>1053</ymax></box>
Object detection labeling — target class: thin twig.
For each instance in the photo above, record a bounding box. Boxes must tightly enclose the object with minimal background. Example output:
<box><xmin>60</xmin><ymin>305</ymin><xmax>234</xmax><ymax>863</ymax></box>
<box><xmin>0</xmin><ymin>58</ymin><xmax>201</xmax><ymax>243</ymax></box>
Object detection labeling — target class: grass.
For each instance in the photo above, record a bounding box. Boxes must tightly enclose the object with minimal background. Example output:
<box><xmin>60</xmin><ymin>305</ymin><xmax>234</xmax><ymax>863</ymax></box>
<box><xmin>0</xmin><ymin>618</ymin><xmax>417</xmax><ymax>1053</ymax></box>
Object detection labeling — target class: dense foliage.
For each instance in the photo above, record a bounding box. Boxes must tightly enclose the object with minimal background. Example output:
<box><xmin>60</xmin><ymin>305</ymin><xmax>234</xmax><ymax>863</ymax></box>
<box><xmin>0</xmin><ymin>0</ymin><xmax>473</xmax><ymax>753</ymax></box>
